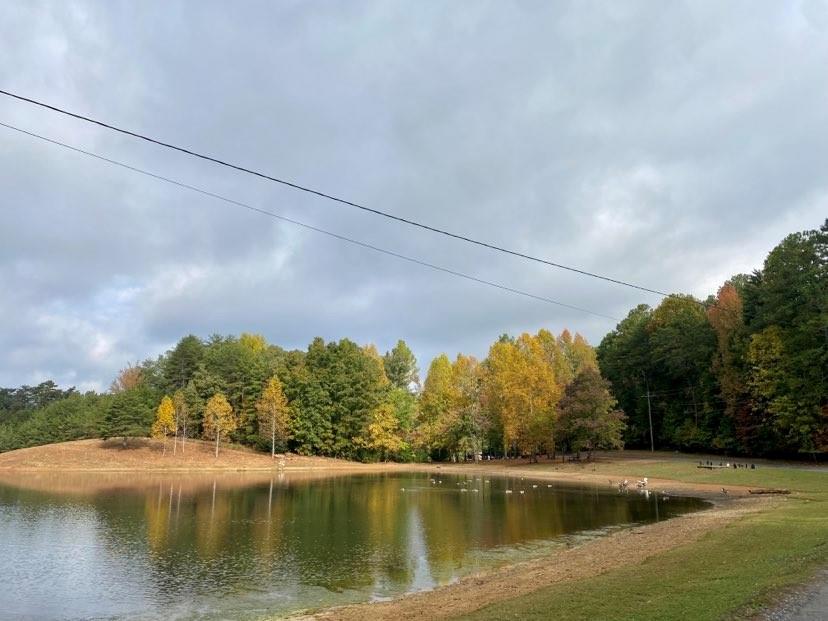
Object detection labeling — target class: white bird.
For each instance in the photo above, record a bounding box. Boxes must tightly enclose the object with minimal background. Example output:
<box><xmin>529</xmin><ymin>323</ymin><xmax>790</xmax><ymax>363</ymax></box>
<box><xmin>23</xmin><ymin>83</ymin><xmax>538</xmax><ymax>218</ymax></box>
<box><xmin>519</xmin><ymin>490</ymin><xmax>525</xmax><ymax>495</ymax></box>
<box><xmin>505</xmin><ymin>489</ymin><xmax>513</xmax><ymax>494</ymax></box>
<box><xmin>460</xmin><ymin>488</ymin><xmax>468</xmax><ymax>493</ymax></box>
<box><xmin>532</xmin><ymin>484</ymin><xmax>538</xmax><ymax>489</ymax></box>
<box><xmin>547</xmin><ymin>484</ymin><xmax>552</xmax><ymax>488</ymax></box>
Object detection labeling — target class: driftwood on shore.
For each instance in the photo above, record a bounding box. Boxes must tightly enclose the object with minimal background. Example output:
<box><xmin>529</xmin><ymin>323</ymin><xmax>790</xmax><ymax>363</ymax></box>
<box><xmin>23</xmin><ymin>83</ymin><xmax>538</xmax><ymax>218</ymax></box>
<box><xmin>748</xmin><ymin>488</ymin><xmax>791</xmax><ymax>495</ymax></box>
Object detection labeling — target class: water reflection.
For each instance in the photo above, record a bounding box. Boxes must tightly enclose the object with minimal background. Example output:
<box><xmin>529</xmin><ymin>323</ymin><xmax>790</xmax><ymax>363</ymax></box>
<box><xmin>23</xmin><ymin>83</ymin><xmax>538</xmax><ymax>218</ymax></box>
<box><xmin>0</xmin><ymin>471</ymin><xmax>707</xmax><ymax>620</ymax></box>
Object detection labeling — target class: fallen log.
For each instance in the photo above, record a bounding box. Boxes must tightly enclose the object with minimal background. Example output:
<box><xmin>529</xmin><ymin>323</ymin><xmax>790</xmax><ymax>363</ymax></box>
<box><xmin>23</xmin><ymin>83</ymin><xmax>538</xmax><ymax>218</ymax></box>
<box><xmin>748</xmin><ymin>488</ymin><xmax>790</xmax><ymax>495</ymax></box>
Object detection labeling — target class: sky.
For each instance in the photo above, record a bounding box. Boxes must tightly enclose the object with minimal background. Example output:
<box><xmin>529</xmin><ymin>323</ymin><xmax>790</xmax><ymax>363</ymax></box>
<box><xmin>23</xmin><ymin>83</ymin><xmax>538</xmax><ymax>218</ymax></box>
<box><xmin>1</xmin><ymin>1</ymin><xmax>827</xmax><ymax>392</ymax></box>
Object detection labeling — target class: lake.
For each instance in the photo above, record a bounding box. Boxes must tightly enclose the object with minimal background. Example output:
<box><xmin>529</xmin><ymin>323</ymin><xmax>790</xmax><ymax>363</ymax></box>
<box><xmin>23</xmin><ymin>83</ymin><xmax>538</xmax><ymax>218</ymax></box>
<box><xmin>0</xmin><ymin>471</ymin><xmax>708</xmax><ymax>620</ymax></box>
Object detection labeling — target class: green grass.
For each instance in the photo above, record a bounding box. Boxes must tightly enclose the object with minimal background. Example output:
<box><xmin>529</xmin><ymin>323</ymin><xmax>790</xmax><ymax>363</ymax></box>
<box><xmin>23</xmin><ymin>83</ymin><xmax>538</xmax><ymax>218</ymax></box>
<box><xmin>458</xmin><ymin>463</ymin><xmax>828</xmax><ymax>621</ymax></box>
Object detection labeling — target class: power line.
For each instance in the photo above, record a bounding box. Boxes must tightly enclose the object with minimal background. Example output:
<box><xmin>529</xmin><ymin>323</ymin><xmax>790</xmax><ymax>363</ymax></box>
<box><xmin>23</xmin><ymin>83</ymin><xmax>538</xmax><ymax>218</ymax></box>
<box><xmin>0</xmin><ymin>120</ymin><xmax>620</xmax><ymax>321</ymax></box>
<box><xmin>0</xmin><ymin>88</ymin><xmax>673</xmax><ymax>298</ymax></box>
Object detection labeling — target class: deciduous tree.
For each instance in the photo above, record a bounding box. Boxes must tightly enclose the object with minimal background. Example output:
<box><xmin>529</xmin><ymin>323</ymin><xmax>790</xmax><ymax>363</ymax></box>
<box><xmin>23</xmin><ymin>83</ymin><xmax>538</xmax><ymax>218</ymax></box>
<box><xmin>151</xmin><ymin>395</ymin><xmax>176</xmax><ymax>454</ymax></box>
<box><xmin>203</xmin><ymin>393</ymin><xmax>236</xmax><ymax>457</ymax></box>
<box><xmin>256</xmin><ymin>376</ymin><xmax>290</xmax><ymax>458</ymax></box>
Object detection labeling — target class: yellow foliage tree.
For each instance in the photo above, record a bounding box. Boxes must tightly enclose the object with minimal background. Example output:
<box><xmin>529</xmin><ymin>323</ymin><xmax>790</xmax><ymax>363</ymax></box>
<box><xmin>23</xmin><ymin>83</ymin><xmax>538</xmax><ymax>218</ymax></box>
<box><xmin>203</xmin><ymin>393</ymin><xmax>237</xmax><ymax>457</ymax></box>
<box><xmin>256</xmin><ymin>376</ymin><xmax>291</xmax><ymax>458</ymax></box>
<box><xmin>151</xmin><ymin>395</ymin><xmax>176</xmax><ymax>455</ymax></box>
<box><xmin>484</xmin><ymin>332</ymin><xmax>561</xmax><ymax>460</ymax></box>
<box><xmin>356</xmin><ymin>402</ymin><xmax>406</xmax><ymax>461</ymax></box>
<box><xmin>239</xmin><ymin>332</ymin><xmax>267</xmax><ymax>353</ymax></box>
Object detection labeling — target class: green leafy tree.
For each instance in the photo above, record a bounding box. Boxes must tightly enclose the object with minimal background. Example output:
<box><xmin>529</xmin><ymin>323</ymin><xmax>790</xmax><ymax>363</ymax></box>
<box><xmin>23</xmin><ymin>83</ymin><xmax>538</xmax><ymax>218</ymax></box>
<box><xmin>559</xmin><ymin>367</ymin><xmax>626</xmax><ymax>458</ymax></box>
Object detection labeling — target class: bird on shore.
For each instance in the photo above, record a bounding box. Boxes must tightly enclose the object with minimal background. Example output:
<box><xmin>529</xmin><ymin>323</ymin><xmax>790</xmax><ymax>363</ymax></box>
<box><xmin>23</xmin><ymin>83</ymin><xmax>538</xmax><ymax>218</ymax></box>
<box><xmin>532</xmin><ymin>484</ymin><xmax>538</xmax><ymax>489</ymax></box>
<box><xmin>721</xmin><ymin>487</ymin><xmax>729</xmax><ymax>495</ymax></box>
<box><xmin>505</xmin><ymin>489</ymin><xmax>513</xmax><ymax>494</ymax></box>
<box><xmin>519</xmin><ymin>490</ymin><xmax>525</xmax><ymax>495</ymax></box>
<box><xmin>636</xmin><ymin>477</ymin><xmax>648</xmax><ymax>488</ymax></box>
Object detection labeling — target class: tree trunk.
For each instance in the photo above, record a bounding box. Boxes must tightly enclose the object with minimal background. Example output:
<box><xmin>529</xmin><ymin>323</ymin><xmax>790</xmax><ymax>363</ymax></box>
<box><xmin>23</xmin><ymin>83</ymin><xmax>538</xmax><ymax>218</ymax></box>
<box><xmin>215</xmin><ymin>430</ymin><xmax>220</xmax><ymax>458</ymax></box>
<box><xmin>163</xmin><ymin>433</ymin><xmax>167</xmax><ymax>455</ymax></box>
<box><xmin>122</xmin><ymin>436</ymin><xmax>127</xmax><ymax>449</ymax></box>
<box><xmin>182</xmin><ymin>419</ymin><xmax>186</xmax><ymax>454</ymax></box>
<box><xmin>271</xmin><ymin>415</ymin><xmax>276</xmax><ymax>459</ymax></box>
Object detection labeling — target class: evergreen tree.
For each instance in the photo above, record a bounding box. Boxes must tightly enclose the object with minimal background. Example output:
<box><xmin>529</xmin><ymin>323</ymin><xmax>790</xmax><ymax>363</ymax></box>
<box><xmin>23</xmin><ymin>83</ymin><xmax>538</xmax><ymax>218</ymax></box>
<box><xmin>383</xmin><ymin>340</ymin><xmax>420</xmax><ymax>390</ymax></box>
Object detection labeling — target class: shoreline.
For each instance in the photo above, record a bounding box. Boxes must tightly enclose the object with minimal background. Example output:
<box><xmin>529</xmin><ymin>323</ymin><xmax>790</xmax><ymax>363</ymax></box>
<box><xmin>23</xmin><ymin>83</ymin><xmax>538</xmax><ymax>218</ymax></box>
<box><xmin>2</xmin><ymin>439</ymin><xmax>801</xmax><ymax>619</ymax></box>
<box><xmin>298</xmin><ymin>495</ymin><xmax>769</xmax><ymax>621</ymax></box>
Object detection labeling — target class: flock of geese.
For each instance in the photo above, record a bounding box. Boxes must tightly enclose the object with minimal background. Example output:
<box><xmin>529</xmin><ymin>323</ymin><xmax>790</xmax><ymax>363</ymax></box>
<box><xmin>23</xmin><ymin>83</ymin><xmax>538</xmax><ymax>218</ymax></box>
<box><xmin>401</xmin><ymin>474</ymin><xmax>731</xmax><ymax>498</ymax></box>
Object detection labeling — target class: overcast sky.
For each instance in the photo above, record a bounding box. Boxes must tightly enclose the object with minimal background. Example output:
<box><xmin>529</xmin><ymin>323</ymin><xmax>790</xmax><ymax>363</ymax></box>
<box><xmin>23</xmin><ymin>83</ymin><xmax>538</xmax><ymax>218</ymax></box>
<box><xmin>1</xmin><ymin>1</ymin><xmax>826</xmax><ymax>391</ymax></box>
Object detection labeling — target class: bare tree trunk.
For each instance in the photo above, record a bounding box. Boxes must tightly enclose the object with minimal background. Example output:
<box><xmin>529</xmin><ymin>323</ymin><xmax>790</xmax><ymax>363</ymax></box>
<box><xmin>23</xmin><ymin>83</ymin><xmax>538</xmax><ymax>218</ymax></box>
<box><xmin>215</xmin><ymin>430</ymin><xmax>220</xmax><ymax>458</ymax></box>
<box><xmin>173</xmin><ymin>415</ymin><xmax>178</xmax><ymax>456</ymax></box>
<box><xmin>271</xmin><ymin>415</ymin><xmax>276</xmax><ymax>459</ymax></box>
<box><xmin>182</xmin><ymin>418</ymin><xmax>186</xmax><ymax>454</ymax></box>
<box><xmin>163</xmin><ymin>432</ymin><xmax>167</xmax><ymax>455</ymax></box>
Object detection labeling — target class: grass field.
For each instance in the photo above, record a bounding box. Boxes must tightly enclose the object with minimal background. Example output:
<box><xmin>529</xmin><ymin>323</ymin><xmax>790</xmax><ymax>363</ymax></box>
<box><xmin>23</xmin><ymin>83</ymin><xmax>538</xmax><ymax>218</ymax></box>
<box><xmin>459</xmin><ymin>462</ymin><xmax>828</xmax><ymax>620</ymax></box>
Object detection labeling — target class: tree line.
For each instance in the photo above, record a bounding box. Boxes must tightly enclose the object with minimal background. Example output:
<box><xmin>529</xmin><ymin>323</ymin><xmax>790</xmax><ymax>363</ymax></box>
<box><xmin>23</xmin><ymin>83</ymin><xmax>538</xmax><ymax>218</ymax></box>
<box><xmin>0</xmin><ymin>329</ymin><xmax>623</xmax><ymax>461</ymax></box>
<box><xmin>597</xmin><ymin>220</ymin><xmax>826</xmax><ymax>457</ymax></box>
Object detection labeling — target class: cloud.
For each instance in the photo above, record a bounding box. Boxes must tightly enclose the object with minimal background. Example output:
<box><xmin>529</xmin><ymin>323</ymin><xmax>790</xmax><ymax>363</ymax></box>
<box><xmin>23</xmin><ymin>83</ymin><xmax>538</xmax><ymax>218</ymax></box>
<box><xmin>1</xmin><ymin>1</ymin><xmax>826</xmax><ymax>389</ymax></box>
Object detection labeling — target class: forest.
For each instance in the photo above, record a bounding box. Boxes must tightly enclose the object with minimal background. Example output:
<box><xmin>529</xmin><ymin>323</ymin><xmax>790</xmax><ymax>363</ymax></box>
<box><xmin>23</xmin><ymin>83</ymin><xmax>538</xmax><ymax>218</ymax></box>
<box><xmin>0</xmin><ymin>221</ymin><xmax>824</xmax><ymax>459</ymax></box>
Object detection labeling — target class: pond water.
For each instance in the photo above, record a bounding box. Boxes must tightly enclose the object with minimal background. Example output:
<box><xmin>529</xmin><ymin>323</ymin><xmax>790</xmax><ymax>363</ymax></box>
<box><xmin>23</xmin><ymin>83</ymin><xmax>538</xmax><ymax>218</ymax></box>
<box><xmin>0</xmin><ymin>471</ymin><xmax>708</xmax><ymax>620</ymax></box>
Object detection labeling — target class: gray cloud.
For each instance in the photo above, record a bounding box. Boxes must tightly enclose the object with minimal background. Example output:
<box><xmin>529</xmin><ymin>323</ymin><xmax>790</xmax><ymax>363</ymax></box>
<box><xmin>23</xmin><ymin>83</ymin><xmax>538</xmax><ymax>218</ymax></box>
<box><xmin>1</xmin><ymin>0</ymin><xmax>826</xmax><ymax>390</ymax></box>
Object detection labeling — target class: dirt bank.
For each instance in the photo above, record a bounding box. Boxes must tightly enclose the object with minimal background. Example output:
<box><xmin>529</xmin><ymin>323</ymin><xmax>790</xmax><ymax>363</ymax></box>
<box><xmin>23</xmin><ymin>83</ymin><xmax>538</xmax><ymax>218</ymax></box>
<box><xmin>0</xmin><ymin>438</ymin><xmax>368</xmax><ymax>472</ymax></box>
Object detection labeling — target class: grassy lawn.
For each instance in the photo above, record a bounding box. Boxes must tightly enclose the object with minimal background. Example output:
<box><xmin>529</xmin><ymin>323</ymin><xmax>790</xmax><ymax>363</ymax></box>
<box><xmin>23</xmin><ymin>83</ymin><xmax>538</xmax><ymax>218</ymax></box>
<box><xmin>458</xmin><ymin>462</ymin><xmax>828</xmax><ymax>621</ymax></box>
